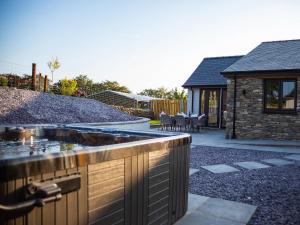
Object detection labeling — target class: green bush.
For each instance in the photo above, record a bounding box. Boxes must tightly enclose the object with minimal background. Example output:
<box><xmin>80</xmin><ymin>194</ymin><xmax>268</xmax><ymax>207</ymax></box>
<box><xmin>0</xmin><ymin>76</ymin><xmax>8</xmax><ymax>86</ymax></box>
<box><xmin>60</xmin><ymin>78</ymin><xmax>77</xmax><ymax>96</ymax></box>
<box><xmin>149</xmin><ymin>120</ymin><xmax>160</xmax><ymax>125</ymax></box>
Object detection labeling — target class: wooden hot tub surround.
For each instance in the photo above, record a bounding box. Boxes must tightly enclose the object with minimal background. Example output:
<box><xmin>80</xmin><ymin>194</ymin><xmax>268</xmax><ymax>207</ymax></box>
<box><xmin>0</xmin><ymin>126</ymin><xmax>191</xmax><ymax>225</ymax></box>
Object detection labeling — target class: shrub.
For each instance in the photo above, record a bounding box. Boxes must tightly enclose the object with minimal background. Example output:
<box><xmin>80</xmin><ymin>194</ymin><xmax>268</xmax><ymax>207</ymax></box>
<box><xmin>60</xmin><ymin>78</ymin><xmax>77</xmax><ymax>96</ymax></box>
<box><xmin>0</xmin><ymin>76</ymin><xmax>8</xmax><ymax>86</ymax></box>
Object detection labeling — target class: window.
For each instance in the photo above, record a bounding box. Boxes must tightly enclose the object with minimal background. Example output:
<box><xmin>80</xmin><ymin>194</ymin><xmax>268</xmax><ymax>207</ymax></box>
<box><xmin>264</xmin><ymin>79</ymin><xmax>297</xmax><ymax>113</ymax></box>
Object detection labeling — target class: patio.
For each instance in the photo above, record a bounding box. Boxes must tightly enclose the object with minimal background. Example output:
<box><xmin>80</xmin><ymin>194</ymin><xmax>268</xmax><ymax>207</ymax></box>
<box><xmin>190</xmin><ymin>129</ymin><xmax>300</xmax><ymax>154</ymax></box>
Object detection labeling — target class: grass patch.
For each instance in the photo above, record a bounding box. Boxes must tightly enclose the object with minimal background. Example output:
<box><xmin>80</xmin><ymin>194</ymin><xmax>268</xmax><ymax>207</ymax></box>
<box><xmin>149</xmin><ymin>120</ymin><xmax>160</xmax><ymax>125</ymax></box>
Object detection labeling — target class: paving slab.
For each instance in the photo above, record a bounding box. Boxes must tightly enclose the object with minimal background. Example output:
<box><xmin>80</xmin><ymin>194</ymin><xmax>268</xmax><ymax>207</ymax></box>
<box><xmin>189</xmin><ymin>168</ymin><xmax>200</xmax><ymax>176</ymax></box>
<box><xmin>234</xmin><ymin>161</ymin><xmax>270</xmax><ymax>170</ymax></box>
<box><xmin>176</xmin><ymin>197</ymin><xmax>256</xmax><ymax>225</ymax></box>
<box><xmin>200</xmin><ymin>198</ymin><xmax>257</xmax><ymax>224</ymax></box>
<box><xmin>186</xmin><ymin>193</ymin><xmax>209</xmax><ymax>215</ymax></box>
<box><xmin>201</xmin><ymin>164</ymin><xmax>239</xmax><ymax>174</ymax></box>
<box><xmin>189</xmin><ymin>130</ymin><xmax>300</xmax><ymax>154</ymax></box>
<box><xmin>262</xmin><ymin>158</ymin><xmax>294</xmax><ymax>166</ymax></box>
<box><xmin>284</xmin><ymin>154</ymin><xmax>300</xmax><ymax>161</ymax></box>
<box><xmin>176</xmin><ymin>210</ymin><xmax>244</xmax><ymax>225</ymax></box>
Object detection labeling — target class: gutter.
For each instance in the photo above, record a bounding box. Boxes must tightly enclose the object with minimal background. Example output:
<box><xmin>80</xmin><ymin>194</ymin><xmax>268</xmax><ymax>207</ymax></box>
<box><xmin>221</xmin><ymin>69</ymin><xmax>300</xmax><ymax>77</ymax></box>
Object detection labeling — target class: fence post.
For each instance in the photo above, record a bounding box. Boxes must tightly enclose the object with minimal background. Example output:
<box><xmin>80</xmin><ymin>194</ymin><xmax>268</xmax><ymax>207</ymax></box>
<box><xmin>38</xmin><ymin>73</ymin><xmax>42</xmax><ymax>91</ymax></box>
<box><xmin>32</xmin><ymin>63</ymin><xmax>36</xmax><ymax>91</ymax></box>
<box><xmin>44</xmin><ymin>75</ymin><xmax>48</xmax><ymax>92</ymax></box>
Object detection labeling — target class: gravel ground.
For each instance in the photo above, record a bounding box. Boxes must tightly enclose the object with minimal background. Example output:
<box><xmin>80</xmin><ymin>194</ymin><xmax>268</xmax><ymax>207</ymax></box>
<box><xmin>190</xmin><ymin>145</ymin><xmax>290</xmax><ymax>167</ymax></box>
<box><xmin>0</xmin><ymin>87</ymin><xmax>139</xmax><ymax>124</ymax></box>
<box><xmin>189</xmin><ymin>146</ymin><xmax>300</xmax><ymax>225</ymax></box>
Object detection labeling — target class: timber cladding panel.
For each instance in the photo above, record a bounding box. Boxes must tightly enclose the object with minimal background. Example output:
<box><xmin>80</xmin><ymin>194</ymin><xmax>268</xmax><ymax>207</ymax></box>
<box><xmin>88</xmin><ymin>159</ymin><xmax>125</xmax><ymax>225</ymax></box>
<box><xmin>86</xmin><ymin>144</ymin><xmax>189</xmax><ymax>225</ymax></box>
<box><xmin>0</xmin><ymin>166</ymin><xmax>89</xmax><ymax>225</ymax></box>
<box><xmin>0</xmin><ymin>140</ymin><xmax>190</xmax><ymax>225</ymax></box>
<box><xmin>148</xmin><ymin>149</ymin><xmax>171</xmax><ymax>225</ymax></box>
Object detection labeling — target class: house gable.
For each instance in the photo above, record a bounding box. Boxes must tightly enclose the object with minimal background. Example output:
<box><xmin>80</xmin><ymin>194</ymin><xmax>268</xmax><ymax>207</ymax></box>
<box><xmin>183</xmin><ymin>55</ymin><xmax>243</xmax><ymax>87</ymax></box>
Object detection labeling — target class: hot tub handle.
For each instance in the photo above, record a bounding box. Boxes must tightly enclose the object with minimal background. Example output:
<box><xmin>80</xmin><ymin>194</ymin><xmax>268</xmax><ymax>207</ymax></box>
<box><xmin>0</xmin><ymin>184</ymin><xmax>62</xmax><ymax>214</ymax></box>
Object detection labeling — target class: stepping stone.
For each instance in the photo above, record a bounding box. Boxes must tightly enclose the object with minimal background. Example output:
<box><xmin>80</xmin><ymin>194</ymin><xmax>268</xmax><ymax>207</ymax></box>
<box><xmin>186</xmin><ymin>193</ymin><xmax>209</xmax><ymax>215</ymax></box>
<box><xmin>189</xmin><ymin>168</ymin><xmax>200</xmax><ymax>176</ymax></box>
<box><xmin>284</xmin><ymin>154</ymin><xmax>300</xmax><ymax>161</ymax></box>
<box><xmin>262</xmin><ymin>158</ymin><xmax>294</xmax><ymax>166</ymax></box>
<box><xmin>234</xmin><ymin>161</ymin><xmax>270</xmax><ymax>170</ymax></box>
<box><xmin>201</xmin><ymin>164</ymin><xmax>239</xmax><ymax>174</ymax></box>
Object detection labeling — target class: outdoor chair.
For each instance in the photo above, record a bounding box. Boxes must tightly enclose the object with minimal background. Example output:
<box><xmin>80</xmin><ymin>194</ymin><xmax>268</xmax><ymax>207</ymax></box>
<box><xmin>160</xmin><ymin>114</ymin><xmax>174</xmax><ymax>130</ymax></box>
<box><xmin>174</xmin><ymin>115</ymin><xmax>189</xmax><ymax>131</ymax></box>
<box><xmin>191</xmin><ymin>115</ymin><xmax>206</xmax><ymax>132</ymax></box>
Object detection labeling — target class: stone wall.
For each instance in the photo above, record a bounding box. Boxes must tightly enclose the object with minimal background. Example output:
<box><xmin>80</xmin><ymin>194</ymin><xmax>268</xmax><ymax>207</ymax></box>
<box><xmin>226</xmin><ymin>77</ymin><xmax>300</xmax><ymax>140</ymax></box>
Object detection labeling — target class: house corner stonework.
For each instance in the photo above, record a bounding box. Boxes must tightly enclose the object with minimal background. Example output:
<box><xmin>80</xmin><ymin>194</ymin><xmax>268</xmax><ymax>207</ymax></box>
<box><xmin>226</xmin><ymin>77</ymin><xmax>300</xmax><ymax>140</ymax></box>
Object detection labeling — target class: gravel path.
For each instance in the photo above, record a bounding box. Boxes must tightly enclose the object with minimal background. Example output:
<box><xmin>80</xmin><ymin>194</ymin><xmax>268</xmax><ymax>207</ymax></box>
<box><xmin>0</xmin><ymin>87</ymin><xmax>139</xmax><ymax>124</ymax></box>
<box><xmin>190</xmin><ymin>145</ymin><xmax>290</xmax><ymax>167</ymax></box>
<box><xmin>189</xmin><ymin>146</ymin><xmax>300</xmax><ymax>225</ymax></box>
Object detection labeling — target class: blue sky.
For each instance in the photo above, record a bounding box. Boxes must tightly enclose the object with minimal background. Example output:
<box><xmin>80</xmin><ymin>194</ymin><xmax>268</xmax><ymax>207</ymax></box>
<box><xmin>1</xmin><ymin>0</ymin><xmax>300</xmax><ymax>93</ymax></box>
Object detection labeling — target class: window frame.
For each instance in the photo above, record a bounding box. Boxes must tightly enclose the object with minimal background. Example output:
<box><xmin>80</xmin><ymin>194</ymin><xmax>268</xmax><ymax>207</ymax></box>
<box><xmin>263</xmin><ymin>78</ymin><xmax>297</xmax><ymax>114</ymax></box>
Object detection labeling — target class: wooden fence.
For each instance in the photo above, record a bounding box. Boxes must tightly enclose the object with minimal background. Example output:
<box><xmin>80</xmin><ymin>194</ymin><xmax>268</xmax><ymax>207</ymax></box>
<box><xmin>150</xmin><ymin>99</ymin><xmax>187</xmax><ymax>120</ymax></box>
<box><xmin>0</xmin><ymin>64</ymin><xmax>49</xmax><ymax>92</ymax></box>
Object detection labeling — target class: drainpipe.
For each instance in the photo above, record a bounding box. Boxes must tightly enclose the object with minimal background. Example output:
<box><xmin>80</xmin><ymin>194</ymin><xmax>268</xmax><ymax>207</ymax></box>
<box><xmin>219</xmin><ymin>88</ymin><xmax>223</xmax><ymax>129</ymax></box>
<box><xmin>232</xmin><ymin>76</ymin><xmax>237</xmax><ymax>139</ymax></box>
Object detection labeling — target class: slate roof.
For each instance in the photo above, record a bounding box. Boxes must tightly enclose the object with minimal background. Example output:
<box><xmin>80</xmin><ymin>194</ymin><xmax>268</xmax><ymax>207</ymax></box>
<box><xmin>223</xmin><ymin>39</ymin><xmax>300</xmax><ymax>74</ymax></box>
<box><xmin>182</xmin><ymin>56</ymin><xmax>243</xmax><ymax>87</ymax></box>
<box><xmin>100</xmin><ymin>90</ymin><xmax>160</xmax><ymax>102</ymax></box>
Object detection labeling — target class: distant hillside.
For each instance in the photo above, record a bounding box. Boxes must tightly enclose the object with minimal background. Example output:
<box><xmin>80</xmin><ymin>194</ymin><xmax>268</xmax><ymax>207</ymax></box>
<box><xmin>0</xmin><ymin>87</ymin><xmax>139</xmax><ymax>125</ymax></box>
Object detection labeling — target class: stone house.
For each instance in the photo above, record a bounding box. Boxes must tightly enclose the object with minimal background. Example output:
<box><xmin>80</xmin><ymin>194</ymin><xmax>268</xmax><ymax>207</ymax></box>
<box><xmin>184</xmin><ymin>39</ymin><xmax>300</xmax><ymax>140</ymax></box>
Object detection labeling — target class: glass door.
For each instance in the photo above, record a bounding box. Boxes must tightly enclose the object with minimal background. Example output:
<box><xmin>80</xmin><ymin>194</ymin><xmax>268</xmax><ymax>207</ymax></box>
<box><xmin>207</xmin><ymin>90</ymin><xmax>219</xmax><ymax>126</ymax></box>
<box><xmin>200</xmin><ymin>89</ymin><xmax>220</xmax><ymax>127</ymax></box>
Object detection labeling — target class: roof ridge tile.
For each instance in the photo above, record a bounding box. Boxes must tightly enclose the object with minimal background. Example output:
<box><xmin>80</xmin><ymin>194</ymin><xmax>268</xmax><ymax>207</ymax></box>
<box><xmin>262</xmin><ymin>39</ymin><xmax>300</xmax><ymax>44</ymax></box>
<box><xmin>203</xmin><ymin>55</ymin><xmax>244</xmax><ymax>60</ymax></box>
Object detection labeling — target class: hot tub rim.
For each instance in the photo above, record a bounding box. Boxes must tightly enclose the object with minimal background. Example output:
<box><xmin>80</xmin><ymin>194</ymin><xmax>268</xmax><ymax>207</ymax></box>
<box><xmin>0</xmin><ymin>126</ymin><xmax>191</xmax><ymax>181</ymax></box>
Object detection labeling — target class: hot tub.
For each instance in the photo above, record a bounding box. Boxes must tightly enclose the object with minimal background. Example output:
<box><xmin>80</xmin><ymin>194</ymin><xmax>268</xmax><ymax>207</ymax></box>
<box><xmin>0</xmin><ymin>126</ymin><xmax>191</xmax><ymax>225</ymax></box>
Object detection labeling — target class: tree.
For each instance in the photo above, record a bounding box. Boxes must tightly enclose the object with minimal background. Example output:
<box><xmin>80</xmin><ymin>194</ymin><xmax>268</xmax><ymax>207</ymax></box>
<box><xmin>168</xmin><ymin>88</ymin><xmax>187</xmax><ymax>100</ymax></box>
<box><xmin>74</xmin><ymin>74</ymin><xmax>93</xmax><ymax>95</ymax></box>
<box><xmin>138</xmin><ymin>87</ymin><xmax>186</xmax><ymax>100</ymax></box>
<box><xmin>47</xmin><ymin>57</ymin><xmax>61</xmax><ymax>81</ymax></box>
<box><xmin>91</xmin><ymin>80</ymin><xmax>130</xmax><ymax>94</ymax></box>
<box><xmin>0</xmin><ymin>76</ymin><xmax>8</xmax><ymax>86</ymax></box>
<box><xmin>60</xmin><ymin>77</ymin><xmax>77</xmax><ymax>96</ymax></box>
<box><xmin>138</xmin><ymin>87</ymin><xmax>169</xmax><ymax>98</ymax></box>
